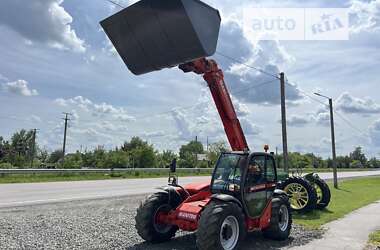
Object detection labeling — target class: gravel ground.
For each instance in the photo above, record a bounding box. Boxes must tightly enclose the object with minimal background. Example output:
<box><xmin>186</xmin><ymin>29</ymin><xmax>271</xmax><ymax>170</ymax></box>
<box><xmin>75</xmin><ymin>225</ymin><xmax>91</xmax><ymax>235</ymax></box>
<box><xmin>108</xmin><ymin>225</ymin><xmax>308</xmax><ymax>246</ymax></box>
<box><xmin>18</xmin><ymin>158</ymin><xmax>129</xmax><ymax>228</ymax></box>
<box><xmin>0</xmin><ymin>195</ymin><xmax>323</xmax><ymax>250</ymax></box>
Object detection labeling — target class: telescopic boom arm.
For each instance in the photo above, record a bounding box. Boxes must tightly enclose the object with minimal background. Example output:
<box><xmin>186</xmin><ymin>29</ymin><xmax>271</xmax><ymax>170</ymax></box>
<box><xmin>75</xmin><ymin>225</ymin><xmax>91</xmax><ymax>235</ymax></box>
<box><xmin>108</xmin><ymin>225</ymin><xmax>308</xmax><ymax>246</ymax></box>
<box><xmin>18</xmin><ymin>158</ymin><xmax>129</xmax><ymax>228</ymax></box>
<box><xmin>179</xmin><ymin>58</ymin><xmax>249</xmax><ymax>152</ymax></box>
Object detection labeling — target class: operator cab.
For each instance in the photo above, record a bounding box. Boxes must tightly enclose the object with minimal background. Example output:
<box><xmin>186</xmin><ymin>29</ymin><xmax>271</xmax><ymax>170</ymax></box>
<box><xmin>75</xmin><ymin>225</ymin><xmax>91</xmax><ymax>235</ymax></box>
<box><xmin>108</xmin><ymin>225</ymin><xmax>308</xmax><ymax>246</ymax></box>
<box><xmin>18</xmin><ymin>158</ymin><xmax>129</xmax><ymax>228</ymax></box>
<box><xmin>210</xmin><ymin>150</ymin><xmax>278</xmax><ymax>218</ymax></box>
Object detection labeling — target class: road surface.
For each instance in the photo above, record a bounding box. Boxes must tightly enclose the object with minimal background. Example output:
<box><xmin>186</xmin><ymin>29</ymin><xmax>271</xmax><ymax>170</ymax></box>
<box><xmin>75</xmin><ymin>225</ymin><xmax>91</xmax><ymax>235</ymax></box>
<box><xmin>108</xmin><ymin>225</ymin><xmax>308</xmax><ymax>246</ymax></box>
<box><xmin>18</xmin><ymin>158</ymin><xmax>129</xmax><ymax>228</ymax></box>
<box><xmin>0</xmin><ymin>170</ymin><xmax>379</xmax><ymax>208</ymax></box>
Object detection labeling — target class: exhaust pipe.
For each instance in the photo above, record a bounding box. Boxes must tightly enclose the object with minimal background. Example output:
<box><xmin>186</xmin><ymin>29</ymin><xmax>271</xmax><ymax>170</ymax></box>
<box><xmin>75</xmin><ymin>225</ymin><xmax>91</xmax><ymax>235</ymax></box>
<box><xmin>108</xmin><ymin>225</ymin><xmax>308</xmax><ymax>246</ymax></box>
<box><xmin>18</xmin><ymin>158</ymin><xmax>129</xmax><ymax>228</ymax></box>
<box><xmin>100</xmin><ymin>0</ymin><xmax>221</xmax><ymax>75</ymax></box>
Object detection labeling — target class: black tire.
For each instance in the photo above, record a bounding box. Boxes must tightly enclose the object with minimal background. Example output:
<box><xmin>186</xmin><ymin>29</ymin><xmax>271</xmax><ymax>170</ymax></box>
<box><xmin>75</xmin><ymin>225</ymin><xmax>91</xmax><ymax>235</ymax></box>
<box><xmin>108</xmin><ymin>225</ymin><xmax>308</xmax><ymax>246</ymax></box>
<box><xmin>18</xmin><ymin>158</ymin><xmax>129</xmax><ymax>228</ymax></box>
<box><xmin>277</xmin><ymin>177</ymin><xmax>318</xmax><ymax>212</ymax></box>
<box><xmin>196</xmin><ymin>201</ymin><xmax>246</xmax><ymax>250</ymax></box>
<box><xmin>263</xmin><ymin>194</ymin><xmax>292</xmax><ymax>240</ymax></box>
<box><xmin>312</xmin><ymin>177</ymin><xmax>331</xmax><ymax>209</ymax></box>
<box><xmin>135</xmin><ymin>192</ymin><xmax>179</xmax><ymax>243</ymax></box>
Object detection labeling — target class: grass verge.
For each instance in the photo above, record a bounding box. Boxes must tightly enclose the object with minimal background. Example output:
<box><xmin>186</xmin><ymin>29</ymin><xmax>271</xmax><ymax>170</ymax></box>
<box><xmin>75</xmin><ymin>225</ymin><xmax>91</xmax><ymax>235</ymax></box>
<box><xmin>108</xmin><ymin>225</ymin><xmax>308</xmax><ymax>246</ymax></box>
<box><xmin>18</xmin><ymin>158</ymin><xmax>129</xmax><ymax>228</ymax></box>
<box><xmin>293</xmin><ymin>177</ymin><xmax>380</xmax><ymax>229</ymax></box>
<box><xmin>0</xmin><ymin>171</ymin><xmax>212</xmax><ymax>184</ymax></box>
<box><xmin>368</xmin><ymin>230</ymin><xmax>380</xmax><ymax>247</ymax></box>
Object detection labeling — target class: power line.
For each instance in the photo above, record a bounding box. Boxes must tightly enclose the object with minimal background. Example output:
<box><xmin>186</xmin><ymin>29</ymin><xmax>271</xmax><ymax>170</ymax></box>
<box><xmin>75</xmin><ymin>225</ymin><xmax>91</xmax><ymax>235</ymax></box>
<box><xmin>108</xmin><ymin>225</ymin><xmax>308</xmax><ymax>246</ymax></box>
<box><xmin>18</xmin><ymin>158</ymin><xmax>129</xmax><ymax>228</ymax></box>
<box><xmin>101</xmin><ymin>0</ymin><xmax>364</xmax><ymax>135</ymax></box>
<box><xmin>101</xmin><ymin>0</ymin><xmax>280</xmax><ymax>81</ymax></box>
<box><xmin>333</xmin><ymin>111</ymin><xmax>367</xmax><ymax>136</ymax></box>
<box><xmin>285</xmin><ymin>80</ymin><xmax>329</xmax><ymax>108</ymax></box>
<box><xmin>69</xmin><ymin>78</ymin><xmax>277</xmax><ymax>124</ymax></box>
<box><xmin>285</xmin><ymin>79</ymin><xmax>367</xmax><ymax>136</ymax></box>
<box><xmin>215</xmin><ymin>51</ymin><xmax>280</xmax><ymax>80</ymax></box>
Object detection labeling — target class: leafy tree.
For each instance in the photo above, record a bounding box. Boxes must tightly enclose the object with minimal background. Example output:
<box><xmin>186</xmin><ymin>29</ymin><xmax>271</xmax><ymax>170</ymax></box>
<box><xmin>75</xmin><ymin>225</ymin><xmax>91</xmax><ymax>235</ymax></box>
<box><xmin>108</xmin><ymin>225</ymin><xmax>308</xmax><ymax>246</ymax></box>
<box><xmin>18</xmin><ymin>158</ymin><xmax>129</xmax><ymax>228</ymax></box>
<box><xmin>288</xmin><ymin>152</ymin><xmax>311</xmax><ymax>169</ymax></box>
<box><xmin>0</xmin><ymin>162</ymin><xmax>13</xmax><ymax>169</ymax></box>
<box><xmin>156</xmin><ymin>150</ymin><xmax>177</xmax><ymax>168</ymax></box>
<box><xmin>350</xmin><ymin>160</ymin><xmax>363</xmax><ymax>168</ymax></box>
<box><xmin>93</xmin><ymin>146</ymin><xmax>107</xmax><ymax>168</ymax></box>
<box><xmin>63</xmin><ymin>151</ymin><xmax>83</xmax><ymax>169</ymax></box>
<box><xmin>179</xmin><ymin>140</ymin><xmax>204</xmax><ymax>168</ymax></box>
<box><xmin>368</xmin><ymin>157</ymin><xmax>380</xmax><ymax>168</ymax></box>
<box><xmin>82</xmin><ymin>151</ymin><xmax>96</xmax><ymax>168</ymax></box>
<box><xmin>122</xmin><ymin>137</ymin><xmax>147</xmax><ymax>152</ymax></box>
<box><xmin>48</xmin><ymin>150</ymin><xmax>63</xmax><ymax>163</ymax></box>
<box><xmin>103</xmin><ymin>150</ymin><xmax>129</xmax><ymax>168</ymax></box>
<box><xmin>121</xmin><ymin>137</ymin><xmax>156</xmax><ymax>168</ymax></box>
<box><xmin>207</xmin><ymin>141</ymin><xmax>228</xmax><ymax>166</ymax></box>
<box><xmin>350</xmin><ymin>147</ymin><xmax>367</xmax><ymax>166</ymax></box>
<box><xmin>11</xmin><ymin>129</ymin><xmax>34</xmax><ymax>157</ymax></box>
<box><xmin>336</xmin><ymin>156</ymin><xmax>351</xmax><ymax>168</ymax></box>
<box><xmin>38</xmin><ymin>149</ymin><xmax>49</xmax><ymax>164</ymax></box>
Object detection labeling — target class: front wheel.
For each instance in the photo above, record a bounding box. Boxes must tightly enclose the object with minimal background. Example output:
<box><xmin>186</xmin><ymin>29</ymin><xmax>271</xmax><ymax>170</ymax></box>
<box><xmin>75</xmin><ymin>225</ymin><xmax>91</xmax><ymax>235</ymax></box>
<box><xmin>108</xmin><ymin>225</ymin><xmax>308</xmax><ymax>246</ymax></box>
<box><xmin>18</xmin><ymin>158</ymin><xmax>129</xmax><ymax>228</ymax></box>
<box><xmin>196</xmin><ymin>201</ymin><xmax>245</xmax><ymax>250</ymax></box>
<box><xmin>313</xmin><ymin>177</ymin><xmax>331</xmax><ymax>209</ymax></box>
<box><xmin>135</xmin><ymin>192</ymin><xmax>179</xmax><ymax>243</ymax></box>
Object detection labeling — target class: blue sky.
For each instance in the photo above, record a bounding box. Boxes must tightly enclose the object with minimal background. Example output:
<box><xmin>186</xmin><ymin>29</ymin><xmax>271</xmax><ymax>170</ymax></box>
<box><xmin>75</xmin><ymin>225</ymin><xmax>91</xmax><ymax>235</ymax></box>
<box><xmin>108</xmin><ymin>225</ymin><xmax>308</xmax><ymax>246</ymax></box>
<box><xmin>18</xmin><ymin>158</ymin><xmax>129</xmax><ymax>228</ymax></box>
<box><xmin>0</xmin><ymin>0</ymin><xmax>379</xmax><ymax>158</ymax></box>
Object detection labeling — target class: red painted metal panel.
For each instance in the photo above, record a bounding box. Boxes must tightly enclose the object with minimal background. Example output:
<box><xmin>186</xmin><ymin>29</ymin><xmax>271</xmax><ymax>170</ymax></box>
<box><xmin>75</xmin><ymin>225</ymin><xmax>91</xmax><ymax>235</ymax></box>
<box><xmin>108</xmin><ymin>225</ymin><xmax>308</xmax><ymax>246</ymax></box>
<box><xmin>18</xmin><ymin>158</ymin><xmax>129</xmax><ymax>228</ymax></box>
<box><xmin>179</xmin><ymin>58</ymin><xmax>249</xmax><ymax>151</ymax></box>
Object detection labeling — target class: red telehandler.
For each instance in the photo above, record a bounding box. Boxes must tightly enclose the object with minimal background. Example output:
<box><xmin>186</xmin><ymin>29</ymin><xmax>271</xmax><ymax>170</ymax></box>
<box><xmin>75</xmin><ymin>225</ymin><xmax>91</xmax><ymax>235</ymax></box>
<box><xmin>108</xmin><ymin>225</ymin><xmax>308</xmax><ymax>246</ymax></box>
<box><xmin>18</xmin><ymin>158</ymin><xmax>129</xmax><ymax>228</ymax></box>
<box><xmin>100</xmin><ymin>0</ymin><xmax>300</xmax><ymax>249</ymax></box>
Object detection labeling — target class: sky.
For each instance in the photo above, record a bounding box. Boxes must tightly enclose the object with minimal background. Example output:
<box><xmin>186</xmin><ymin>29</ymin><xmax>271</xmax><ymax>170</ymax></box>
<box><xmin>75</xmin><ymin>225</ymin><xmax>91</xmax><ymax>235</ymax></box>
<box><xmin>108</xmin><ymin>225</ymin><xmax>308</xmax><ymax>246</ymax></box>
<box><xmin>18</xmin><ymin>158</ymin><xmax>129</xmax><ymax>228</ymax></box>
<box><xmin>0</xmin><ymin>0</ymin><xmax>379</xmax><ymax>158</ymax></box>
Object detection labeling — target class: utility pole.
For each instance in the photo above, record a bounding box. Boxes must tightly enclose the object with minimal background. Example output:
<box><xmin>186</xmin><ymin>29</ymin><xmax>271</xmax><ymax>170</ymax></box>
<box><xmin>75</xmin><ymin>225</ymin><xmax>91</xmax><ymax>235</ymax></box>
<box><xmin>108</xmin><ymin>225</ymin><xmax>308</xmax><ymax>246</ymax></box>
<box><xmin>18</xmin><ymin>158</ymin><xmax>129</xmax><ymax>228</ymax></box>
<box><xmin>280</xmin><ymin>72</ymin><xmax>289</xmax><ymax>172</ymax></box>
<box><xmin>30</xmin><ymin>129</ymin><xmax>38</xmax><ymax>168</ymax></box>
<box><xmin>62</xmin><ymin>112</ymin><xmax>71</xmax><ymax>166</ymax></box>
<box><xmin>314</xmin><ymin>93</ymin><xmax>338</xmax><ymax>188</ymax></box>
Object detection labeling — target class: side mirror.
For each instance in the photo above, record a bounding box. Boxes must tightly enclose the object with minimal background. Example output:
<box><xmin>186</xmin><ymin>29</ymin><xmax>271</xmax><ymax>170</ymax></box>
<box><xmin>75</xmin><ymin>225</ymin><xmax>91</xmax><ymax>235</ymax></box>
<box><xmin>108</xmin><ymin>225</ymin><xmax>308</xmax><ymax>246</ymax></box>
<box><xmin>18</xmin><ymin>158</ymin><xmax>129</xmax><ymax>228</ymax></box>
<box><xmin>170</xmin><ymin>158</ymin><xmax>177</xmax><ymax>173</ymax></box>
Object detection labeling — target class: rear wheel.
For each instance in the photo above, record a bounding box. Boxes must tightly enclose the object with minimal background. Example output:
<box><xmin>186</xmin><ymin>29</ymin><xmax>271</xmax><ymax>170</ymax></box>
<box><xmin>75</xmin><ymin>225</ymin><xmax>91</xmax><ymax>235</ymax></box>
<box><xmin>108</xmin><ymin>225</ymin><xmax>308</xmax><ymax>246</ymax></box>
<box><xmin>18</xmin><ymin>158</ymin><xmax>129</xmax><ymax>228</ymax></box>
<box><xmin>263</xmin><ymin>195</ymin><xmax>292</xmax><ymax>240</ymax></box>
<box><xmin>196</xmin><ymin>201</ymin><xmax>245</xmax><ymax>250</ymax></box>
<box><xmin>135</xmin><ymin>192</ymin><xmax>179</xmax><ymax>243</ymax></box>
<box><xmin>278</xmin><ymin>177</ymin><xmax>317</xmax><ymax>212</ymax></box>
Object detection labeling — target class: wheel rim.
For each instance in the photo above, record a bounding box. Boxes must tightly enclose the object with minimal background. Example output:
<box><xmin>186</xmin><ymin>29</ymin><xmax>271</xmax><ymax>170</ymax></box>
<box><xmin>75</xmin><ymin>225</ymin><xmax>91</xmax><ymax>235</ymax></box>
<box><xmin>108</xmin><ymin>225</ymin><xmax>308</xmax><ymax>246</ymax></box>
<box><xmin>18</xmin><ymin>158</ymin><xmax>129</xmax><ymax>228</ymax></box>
<box><xmin>220</xmin><ymin>215</ymin><xmax>239</xmax><ymax>250</ymax></box>
<box><xmin>153</xmin><ymin>204</ymin><xmax>172</xmax><ymax>233</ymax></box>
<box><xmin>314</xmin><ymin>183</ymin><xmax>323</xmax><ymax>204</ymax></box>
<box><xmin>284</xmin><ymin>183</ymin><xmax>309</xmax><ymax>210</ymax></box>
<box><xmin>278</xmin><ymin>205</ymin><xmax>289</xmax><ymax>231</ymax></box>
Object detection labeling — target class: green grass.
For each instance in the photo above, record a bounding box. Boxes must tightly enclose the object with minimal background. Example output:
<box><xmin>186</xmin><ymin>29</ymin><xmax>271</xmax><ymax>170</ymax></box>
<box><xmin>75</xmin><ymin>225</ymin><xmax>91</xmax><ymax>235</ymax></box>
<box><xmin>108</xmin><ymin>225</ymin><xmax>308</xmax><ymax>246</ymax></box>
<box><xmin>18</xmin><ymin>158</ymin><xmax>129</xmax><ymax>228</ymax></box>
<box><xmin>369</xmin><ymin>230</ymin><xmax>380</xmax><ymax>247</ymax></box>
<box><xmin>0</xmin><ymin>171</ymin><xmax>212</xmax><ymax>184</ymax></box>
<box><xmin>293</xmin><ymin>177</ymin><xmax>380</xmax><ymax>229</ymax></box>
<box><xmin>289</xmin><ymin>168</ymin><xmax>379</xmax><ymax>173</ymax></box>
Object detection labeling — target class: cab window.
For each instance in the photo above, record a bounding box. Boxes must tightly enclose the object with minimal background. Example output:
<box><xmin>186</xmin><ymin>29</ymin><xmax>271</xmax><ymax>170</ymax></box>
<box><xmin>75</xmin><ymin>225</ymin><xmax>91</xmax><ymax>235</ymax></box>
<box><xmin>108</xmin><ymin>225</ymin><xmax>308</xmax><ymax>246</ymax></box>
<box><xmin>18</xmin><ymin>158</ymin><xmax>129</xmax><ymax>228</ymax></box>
<box><xmin>245</xmin><ymin>155</ymin><xmax>265</xmax><ymax>187</ymax></box>
<box><xmin>266</xmin><ymin>157</ymin><xmax>276</xmax><ymax>182</ymax></box>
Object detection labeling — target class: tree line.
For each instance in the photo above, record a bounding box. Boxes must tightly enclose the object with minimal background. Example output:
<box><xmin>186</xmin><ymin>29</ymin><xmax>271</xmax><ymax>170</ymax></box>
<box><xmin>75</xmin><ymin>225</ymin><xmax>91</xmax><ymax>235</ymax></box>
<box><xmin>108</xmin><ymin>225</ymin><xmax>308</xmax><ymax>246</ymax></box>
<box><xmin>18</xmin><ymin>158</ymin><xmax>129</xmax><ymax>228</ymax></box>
<box><xmin>0</xmin><ymin>129</ymin><xmax>379</xmax><ymax>169</ymax></box>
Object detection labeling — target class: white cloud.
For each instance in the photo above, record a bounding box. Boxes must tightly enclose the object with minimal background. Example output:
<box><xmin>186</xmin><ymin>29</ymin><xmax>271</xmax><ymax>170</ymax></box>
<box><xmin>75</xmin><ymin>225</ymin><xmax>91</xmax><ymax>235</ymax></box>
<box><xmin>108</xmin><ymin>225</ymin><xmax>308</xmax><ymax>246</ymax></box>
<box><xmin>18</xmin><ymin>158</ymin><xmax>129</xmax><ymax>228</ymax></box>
<box><xmin>314</xmin><ymin>112</ymin><xmax>331</xmax><ymax>126</ymax></box>
<box><xmin>71</xmin><ymin>127</ymin><xmax>113</xmax><ymax>142</ymax></box>
<box><xmin>54</xmin><ymin>98</ymin><xmax>69</xmax><ymax>107</ymax></box>
<box><xmin>2</xmin><ymin>80</ymin><xmax>38</xmax><ymax>96</ymax></box>
<box><xmin>335</xmin><ymin>92</ymin><xmax>380</xmax><ymax>115</ymax></box>
<box><xmin>142</xmin><ymin>131</ymin><xmax>166</xmax><ymax>138</ymax></box>
<box><xmin>0</xmin><ymin>0</ymin><xmax>85</xmax><ymax>52</ymax></box>
<box><xmin>286</xmin><ymin>115</ymin><xmax>312</xmax><ymax>127</ymax></box>
<box><xmin>217</xmin><ymin>21</ymin><xmax>303</xmax><ymax>106</ymax></box>
<box><xmin>170</xmin><ymin>87</ymin><xmax>259</xmax><ymax>146</ymax></box>
<box><xmin>240</xmin><ymin>118</ymin><xmax>261</xmax><ymax>135</ymax></box>
<box><xmin>350</xmin><ymin>0</ymin><xmax>380</xmax><ymax>33</ymax></box>
<box><xmin>54</xmin><ymin>96</ymin><xmax>135</xmax><ymax>122</ymax></box>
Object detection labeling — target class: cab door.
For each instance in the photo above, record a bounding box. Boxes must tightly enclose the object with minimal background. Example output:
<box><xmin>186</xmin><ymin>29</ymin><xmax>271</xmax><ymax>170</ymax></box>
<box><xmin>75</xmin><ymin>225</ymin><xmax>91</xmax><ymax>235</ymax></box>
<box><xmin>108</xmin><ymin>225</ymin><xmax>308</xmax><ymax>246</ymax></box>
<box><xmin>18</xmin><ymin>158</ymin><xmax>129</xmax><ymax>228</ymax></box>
<box><xmin>243</xmin><ymin>154</ymin><xmax>268</xmax><ymax>218</ymax></box>
<box><xmin>264</xmin><ymin>155</ymin><xmax>278</xmax><ymax>201</ymax></box>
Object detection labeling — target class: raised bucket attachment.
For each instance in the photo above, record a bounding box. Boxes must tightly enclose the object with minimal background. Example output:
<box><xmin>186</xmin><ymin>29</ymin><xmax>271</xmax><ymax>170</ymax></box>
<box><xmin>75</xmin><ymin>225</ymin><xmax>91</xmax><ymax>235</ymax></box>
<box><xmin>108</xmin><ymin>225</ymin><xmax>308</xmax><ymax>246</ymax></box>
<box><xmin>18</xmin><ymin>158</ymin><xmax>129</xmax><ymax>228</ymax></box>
<box><xmin>100</xmin><ymin>0</ymin><xmax>221</xmax><ymax>75</ymax></box>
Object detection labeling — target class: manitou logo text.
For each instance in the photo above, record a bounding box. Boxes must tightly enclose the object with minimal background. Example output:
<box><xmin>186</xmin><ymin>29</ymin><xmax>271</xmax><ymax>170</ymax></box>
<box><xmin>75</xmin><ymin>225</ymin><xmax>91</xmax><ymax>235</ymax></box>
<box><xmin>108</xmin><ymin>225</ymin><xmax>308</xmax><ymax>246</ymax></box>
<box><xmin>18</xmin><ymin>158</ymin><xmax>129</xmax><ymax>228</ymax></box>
<box><xmin>178</xmin><ymin>212</ymin><xmax>197</xmax><ymax>221</ymax></box>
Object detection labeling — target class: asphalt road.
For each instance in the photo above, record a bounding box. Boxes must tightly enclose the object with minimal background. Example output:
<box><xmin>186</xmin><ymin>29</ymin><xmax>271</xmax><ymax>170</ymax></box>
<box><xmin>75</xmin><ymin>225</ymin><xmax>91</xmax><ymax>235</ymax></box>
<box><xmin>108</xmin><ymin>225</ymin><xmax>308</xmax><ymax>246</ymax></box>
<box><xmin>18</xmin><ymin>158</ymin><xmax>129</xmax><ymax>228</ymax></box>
<box><xmin>0</xmin><ymin>170</ymin><xmax>379</xmax><ymax>208</ymax></box>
